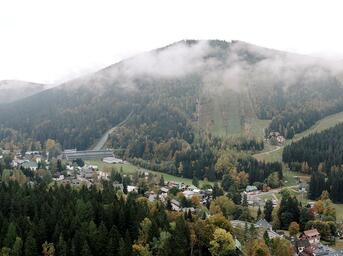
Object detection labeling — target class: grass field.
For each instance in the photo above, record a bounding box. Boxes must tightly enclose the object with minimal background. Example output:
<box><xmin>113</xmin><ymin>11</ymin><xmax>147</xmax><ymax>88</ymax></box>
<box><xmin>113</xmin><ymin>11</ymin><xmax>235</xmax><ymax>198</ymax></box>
<box><xmin>199</xmin><ymin>90</ymin><xmax>242</xmax><ymax>137</ymax></box>
<box><xmin>253</xmin><ymin>110</ymin><xmax>343</xmax><ymax>162</ymax></box>
<box><xmin>244</xmin><ymin>118</ymin><xmax>271</xmax><ymax>139</ymax></box>
<box><xmin>85</xmin><ymin>160</ymin><xmax>213</xmax><ymax>186</ymax></box>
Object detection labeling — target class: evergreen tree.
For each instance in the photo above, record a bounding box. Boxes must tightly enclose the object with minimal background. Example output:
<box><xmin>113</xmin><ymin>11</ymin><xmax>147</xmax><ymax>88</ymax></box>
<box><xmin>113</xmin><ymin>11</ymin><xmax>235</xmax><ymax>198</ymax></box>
<box><xmin>81</xmin><ymin>242</ymin><xmax>92</xmax><ymax>256</ymax></box>
<box><xmin>12</xmin><ymin>237</ymin><xmax>23</xmax><ymax>256</ymax></box>
<box><xmin>192</xmin><ymin>176</ymin><xmax>199</xmax><ymax>187</ymax></box>
<box><xmin>24</xmin><ymin>232</ymin><xmax>37</xmax><ymax>256</ymax></box>
<box><xmin>56</xmin><ymin>235</ymin><xmax>67</xmax><ymax>256</ymax></box>
<box><xmin>309</xmin><ymin>171</ymin><xmax>326</xmax><ymax>200</ymax></box>
<box><xmin>4</xmin><ymin>222</ymin><xmax>17</xmax><ymax>248</ymax></box>
<box><xmin>263</xmin><ymin>230</ymin><xmax>270</xmax><ymax>246</ymax></box>
<box><xmin>264</xmin><ymin>200</ymin><xmax>273</xmax><ymax>222</ymax></box>
<box><xmin>172</xmin><ymin>216</ymin><xmax>190</xmax><ymax>255</ymax></box>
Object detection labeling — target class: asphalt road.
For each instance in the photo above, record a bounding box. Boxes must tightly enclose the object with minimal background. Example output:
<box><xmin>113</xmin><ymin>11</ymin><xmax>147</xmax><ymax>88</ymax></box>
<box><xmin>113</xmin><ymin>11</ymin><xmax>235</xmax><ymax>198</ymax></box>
<box><xmin>92</xmin><ymin>110</ymin><xmax>133</xmax><ymax>150</ymax></box>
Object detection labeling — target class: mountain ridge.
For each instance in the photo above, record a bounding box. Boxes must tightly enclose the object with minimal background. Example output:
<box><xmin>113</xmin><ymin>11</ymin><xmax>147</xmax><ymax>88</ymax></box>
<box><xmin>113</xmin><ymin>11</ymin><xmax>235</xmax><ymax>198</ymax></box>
<box><xmin>1</xmin><ymin>39</ymin><xmax>343</xmax><ymax>152</ymax></box>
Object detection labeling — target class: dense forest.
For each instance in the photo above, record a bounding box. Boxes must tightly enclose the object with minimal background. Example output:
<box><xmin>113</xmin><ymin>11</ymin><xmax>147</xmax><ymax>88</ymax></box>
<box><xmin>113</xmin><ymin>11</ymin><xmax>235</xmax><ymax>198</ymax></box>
<box><xmin>282</xmin><ymin>123</ymin><xmax>343</xmax><ymax>203</ymax></box>
<box><xmin>261</xmin><ymin>70</ymin><xmax>343</xmax><ymax>139</ymax></box>
<box><xmin>283</xmin><ymin>123</ymin><xmax>343</xmax><ymax>170</ymax></box>
<box><xmin>0</xmin><ymin>180</ymin><xmax>265</xmax><ymax>256</ymax></box>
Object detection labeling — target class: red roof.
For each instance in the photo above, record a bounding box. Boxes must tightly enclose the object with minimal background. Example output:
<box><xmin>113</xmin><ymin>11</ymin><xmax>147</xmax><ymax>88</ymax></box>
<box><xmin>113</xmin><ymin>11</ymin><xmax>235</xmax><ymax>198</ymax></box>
<box><xmin>304</xmin><ymin>229</ymin><xmax>320</xmax><ymax>237</ymax></box>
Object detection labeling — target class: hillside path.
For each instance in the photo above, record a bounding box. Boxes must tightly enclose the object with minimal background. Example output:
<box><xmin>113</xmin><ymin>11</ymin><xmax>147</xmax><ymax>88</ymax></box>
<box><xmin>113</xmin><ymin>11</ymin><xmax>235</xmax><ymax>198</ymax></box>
<box><xmin>92</xmin><ymin>110</ymin><xmax>133</xmax><ymax>150</ymax></box>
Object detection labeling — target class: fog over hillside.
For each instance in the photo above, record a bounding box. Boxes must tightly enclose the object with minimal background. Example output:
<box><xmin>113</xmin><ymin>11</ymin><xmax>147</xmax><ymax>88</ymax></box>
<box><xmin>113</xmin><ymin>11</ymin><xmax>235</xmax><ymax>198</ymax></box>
<box><xmin>1</xmin><ymin>40</ymin><xmax>343</xmax><ymax>150</ymax></box>
<box><xmin>54</xmin><ymin>40</ymin><xmax>342</xmax><ymax>95</ymax></box>
<box><xmin>0</xmin><ymin>80</ymin><xmax>52</xmax><ymax>104</ymax></box>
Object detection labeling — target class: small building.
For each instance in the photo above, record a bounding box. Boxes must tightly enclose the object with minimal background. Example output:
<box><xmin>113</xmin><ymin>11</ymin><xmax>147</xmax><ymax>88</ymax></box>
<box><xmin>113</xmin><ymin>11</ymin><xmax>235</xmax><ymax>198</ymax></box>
<box><xmin>82</xmin><ymin>167</ymin><xmax>94</xmax><ymax>180</ymax></box>
<box><xmin>53</xmin><ymin>175</ymin><xmax>65</xmax><ymax>181</ymax></box>
<box><xmin>160</xmin><ymin>187</ymin><xmax>169</xmax><ymax>194</ymax></box>
<box><xmin>11</xmin><ymin>159</ymin><xmax>28</xmax><ymax>168</ymax></box>
<box><xmin>183</xmin><ymin>190</ymin><xmax>198</xmax><ymax>199</ymax></box>
<box><xmin>98</xmin><ymin>171</ymin><xmax>109</xmax><ymax>180</ymax></box>
<box><xmin>103</xmin><ymin>157</ymin><xmax>123</xmax><ymax>164</ymax></box>
<box><xmin>171</xmin><ymin>199</ymin><xmax>181</xmax><ymax>211</ymax></box>
<box><xmin>25</xmin><ymin>151</ymin><xmax>40</xmax><ymax>157</ymax></box>
<box><xmin>188</xmin><ymin>185</ymin><xmax>198</xmax><ymax>191</ymax></box>
<box><xmin>295</xmin><ymin>239</ymin><xmax>311</xmax><ymax>255</ymax></box>
<box><xmin>246</xmin><ymin>185</ymin><xmax>258</xmax><ymax>193</ymax></box>
<box><xmin>300</xmin><ymin>229</ymin><xmax>320</xmax><ymax>246</ymax></box>
<box><xmin>148</xmin><ymin>193</ymin><xmax>157</xmax><ymax>202</ymax></box>
<box><xmin>127</xmin><ymin>185</ymin><xmax>138</xmax><ymax>193</ymax></box>
<box><xmin>267</xmin><ymin>230</ymin><xmax>281</xmax><ymax>239</ymax></box>
<box><xmin>255</xmin><ymin>219</ymin><xmax>272</xmax><ymax>231</ymax></box>
<box><xmin>21</xmin><ymin>161</ymin><xmax>38</xmax><ymax>171</ymax></box>
<box><xmin>182</xmin><ymin>207</ymin><xmax>195</xmax><ymax>213</ymax></box>
<box><xmin>62</xmin><ymin>149</ymin><xmax>113</xmax><ymax>161</ymax></box>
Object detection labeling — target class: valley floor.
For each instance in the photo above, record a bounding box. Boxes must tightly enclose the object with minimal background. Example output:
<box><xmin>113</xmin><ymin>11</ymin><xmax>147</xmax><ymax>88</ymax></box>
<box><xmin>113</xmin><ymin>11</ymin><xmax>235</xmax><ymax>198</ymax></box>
<box><xmin>85</xmin><ymin>159</ymin><xmax>213</xmax><ymax>186</ymax></box>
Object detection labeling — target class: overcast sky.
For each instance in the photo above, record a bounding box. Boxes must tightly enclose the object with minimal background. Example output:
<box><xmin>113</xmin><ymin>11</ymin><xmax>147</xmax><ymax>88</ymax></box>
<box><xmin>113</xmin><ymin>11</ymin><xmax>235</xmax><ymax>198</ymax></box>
<box><xmin>1</xmin><ymin>0</ymin><xmax>343</xmax><ymax>84</ymax></box>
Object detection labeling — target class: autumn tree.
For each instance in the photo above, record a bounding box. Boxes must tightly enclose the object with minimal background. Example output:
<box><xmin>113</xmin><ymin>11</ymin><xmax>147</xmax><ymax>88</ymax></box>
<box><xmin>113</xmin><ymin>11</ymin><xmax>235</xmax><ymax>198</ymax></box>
<box><xmin>209</xmin><ymin>228</ymin><xmax>235</xmax><ymax>256</ymax></box>
<box><xmin>288</xmin><ymin>222</ymin><xmax>300</xmax><ymax>235</ymax></box>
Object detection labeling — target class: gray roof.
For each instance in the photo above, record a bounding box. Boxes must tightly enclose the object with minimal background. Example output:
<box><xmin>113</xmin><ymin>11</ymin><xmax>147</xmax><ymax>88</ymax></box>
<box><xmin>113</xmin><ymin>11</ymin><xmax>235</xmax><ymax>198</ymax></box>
<box><xmin>21</xmin><ymin>161</ymin><xmax>38</xmax><ymax>169</ymax></box>
<box><xmin>296</xmin><ymin>239</ymin><xmax>310</xmax><ymax>248</ymax></box>
<box><xmin>255</xmin><ymin>219</ymin><xmax>272</xmax><ymax>229</ymax></box>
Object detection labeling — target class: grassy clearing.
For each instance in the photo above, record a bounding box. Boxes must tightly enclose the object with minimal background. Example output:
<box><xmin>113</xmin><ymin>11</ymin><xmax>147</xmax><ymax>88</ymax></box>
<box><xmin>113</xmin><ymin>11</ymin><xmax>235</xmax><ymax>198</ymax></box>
<box><xmin>199</xmin><ymin>90</ymin><xmax>242</xmax><ymax>137</ymax></box>
<box><xmin>253</xmin><ymin>111</ymin><xmax>343</xmax><ymax>162</ymax></box>
<box><xmin>244</xmin><ymin>118</ymin><xmax>271</xmax><ymax>139</ymax></box>
<box><xmin>85</xmin><ymin>160</ymin><xmax>213</xmax><ymax>186</ymax></box>
<box><xmin>283</xmin><ymin>170</ymin><xmax>299</xmax><ymax>186</ymax></box>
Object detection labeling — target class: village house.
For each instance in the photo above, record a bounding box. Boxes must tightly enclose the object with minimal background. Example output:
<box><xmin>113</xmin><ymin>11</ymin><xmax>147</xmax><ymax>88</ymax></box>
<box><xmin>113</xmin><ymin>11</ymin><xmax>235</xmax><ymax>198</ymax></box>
<box><xmin>127</xmin><ymin>185</ymin><xmax>138</xmax><ymax>193</ymax></box>
<box><xmin>182</xmin><ymin>207</ymin><xmax>195</xmax><ymax>213</ymax></box>
<box><xmin>255</xmin><ymin>219</ymin><xmax>272</xmax><ymax>231</ymax></box>
<box><xmin>183</xmin><ymin>190</ymin><xmax>200</xmax><ymax>199</ymax></box>
<box><xmin>245</xmin><ymin>185</ymin><xmax>258</xmax><ymax>193</ymax></box>
<box><xmin>81</xmin><ymin>166</ymin><xmax>95</xmax><ymax>180</ymax></box>
<box><xmin>295</xmin><ymin>239</ymin><xmax>312</xmax><ymax>255</ymax></box>
<box><xmin>21</xmin><ymin>161</ymin><xmax>38</xmax><ymax>171</ymax></box>
<box><xmin>300</xmin><ymin>229</ymin><xmax>320</xmax><ymax>246</ymax></box>
<box><xmin>160</xmin><ymin>187</ymin><xmax>169</xmax><ymax>194</ymax></box>
<box><xmin>53</xmin><ymin>174</ymin><xmax>65</xmax><ymax>181</ymax></box>
<box><xmin>98</xmin><ymin>171</ymin><xmax>109</xmax><ymax>180</ymax></box>
<box><xmin>25</xmin><ymin>151</ymin><xmax>41</xmax><ymax>158</ymax></box>
<box><xmin>11</xmin><ymin>159</ymin><xmax>28</xmax><ymax>168</ymax></box>
<box><xmin>268</xmin><ymin>131</ymin><xmax>286</xmax><ymax>145</ymax></box>
<box><xmin>171</xmin><ymin>199</ymin><xmax>181</xmax><ymax>211</ymax></box>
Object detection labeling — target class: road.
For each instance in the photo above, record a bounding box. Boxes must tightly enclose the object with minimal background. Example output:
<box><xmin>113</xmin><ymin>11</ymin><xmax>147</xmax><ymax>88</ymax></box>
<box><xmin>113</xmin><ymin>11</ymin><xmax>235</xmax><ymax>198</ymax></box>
<box><xmin>92</xmin><ymin>110</ymin><xmax>133</xmax><ymax>150</ymax></box>
<box><xmin>254</xmin><ymin>145</ymin><xmax>281</xmax><ymax>157</ymax></box>
<box><xmin>248</xmin><ymin>185</ymin><xmax>299</xmax><ymax>204</ymax></box>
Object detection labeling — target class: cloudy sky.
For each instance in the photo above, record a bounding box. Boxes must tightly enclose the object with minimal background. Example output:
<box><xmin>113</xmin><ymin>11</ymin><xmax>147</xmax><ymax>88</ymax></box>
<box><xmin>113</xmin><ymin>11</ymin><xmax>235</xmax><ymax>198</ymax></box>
<box><xmin>1</xmin><ymin>0</ymin><xmax>343</xmax><ymax>84</ymax></box>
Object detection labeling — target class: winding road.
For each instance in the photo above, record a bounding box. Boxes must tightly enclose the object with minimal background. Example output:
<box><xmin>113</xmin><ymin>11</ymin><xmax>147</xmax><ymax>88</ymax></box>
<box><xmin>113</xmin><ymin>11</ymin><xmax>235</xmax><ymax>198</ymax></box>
<box><xmin>92</xmin><ymin>110</ymin><xmax>133</xmax><ymax>150</ymax></box>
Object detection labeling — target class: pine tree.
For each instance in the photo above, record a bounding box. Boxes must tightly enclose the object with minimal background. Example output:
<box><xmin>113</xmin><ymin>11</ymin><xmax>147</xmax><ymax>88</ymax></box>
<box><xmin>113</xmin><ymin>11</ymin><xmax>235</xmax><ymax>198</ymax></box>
<box><xmin>264</xmin><ymin>200</ymin><xmax>273</xmax><ymax>222</ymax></box>
<box><xmin>242</xmin><ymin>193</ymin><xmax>248</xmax><ymax>207</ymax></box>
<box><xmin>24</xmin><ymin>232</ymin><xmax>37</xmax><ymax>256</ymax></box>
<box><xmin>12</xmin><ymin>237</ymin><xmax>23</xmax><ymax>256</ymax></box>
<box><xmin>263</xmin><ymin>230</ymin><xmax>270</xmax><ymax>246</ymax></box>
<box><xmin>4</xmin><ymin>222</ymin><xmax>17</xmax><ymax>248</ymax></box>
<box><xmin>81</xmin><ymin>241</ymin><xmax>92</xmax><ymax>256</ymax></box>
<box><xmin>56</xmin><ymin>234</ymin><xmax>67</xmax><ymax>256</ymax></box>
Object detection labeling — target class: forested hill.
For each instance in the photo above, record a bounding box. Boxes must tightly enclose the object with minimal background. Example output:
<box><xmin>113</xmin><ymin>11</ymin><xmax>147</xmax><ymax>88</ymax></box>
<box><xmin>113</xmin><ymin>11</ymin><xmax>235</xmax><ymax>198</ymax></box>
<box><xmin>1</xmin><ymin>40</ymin><xmax>343</xmax><ymax>175</ymax></box>
<box><xmin>283</xmin><ymin>122</ymin><xmax>343</xmax><ymax>171</ymax></box>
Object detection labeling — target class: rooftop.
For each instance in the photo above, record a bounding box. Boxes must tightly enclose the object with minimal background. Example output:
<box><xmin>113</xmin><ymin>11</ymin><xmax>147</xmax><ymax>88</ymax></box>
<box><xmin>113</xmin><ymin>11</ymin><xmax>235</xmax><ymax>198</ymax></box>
<box><xmin>304</xmin><ymin>229</ymin><xmax>320</xmax><ymax>237</ymax></box>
